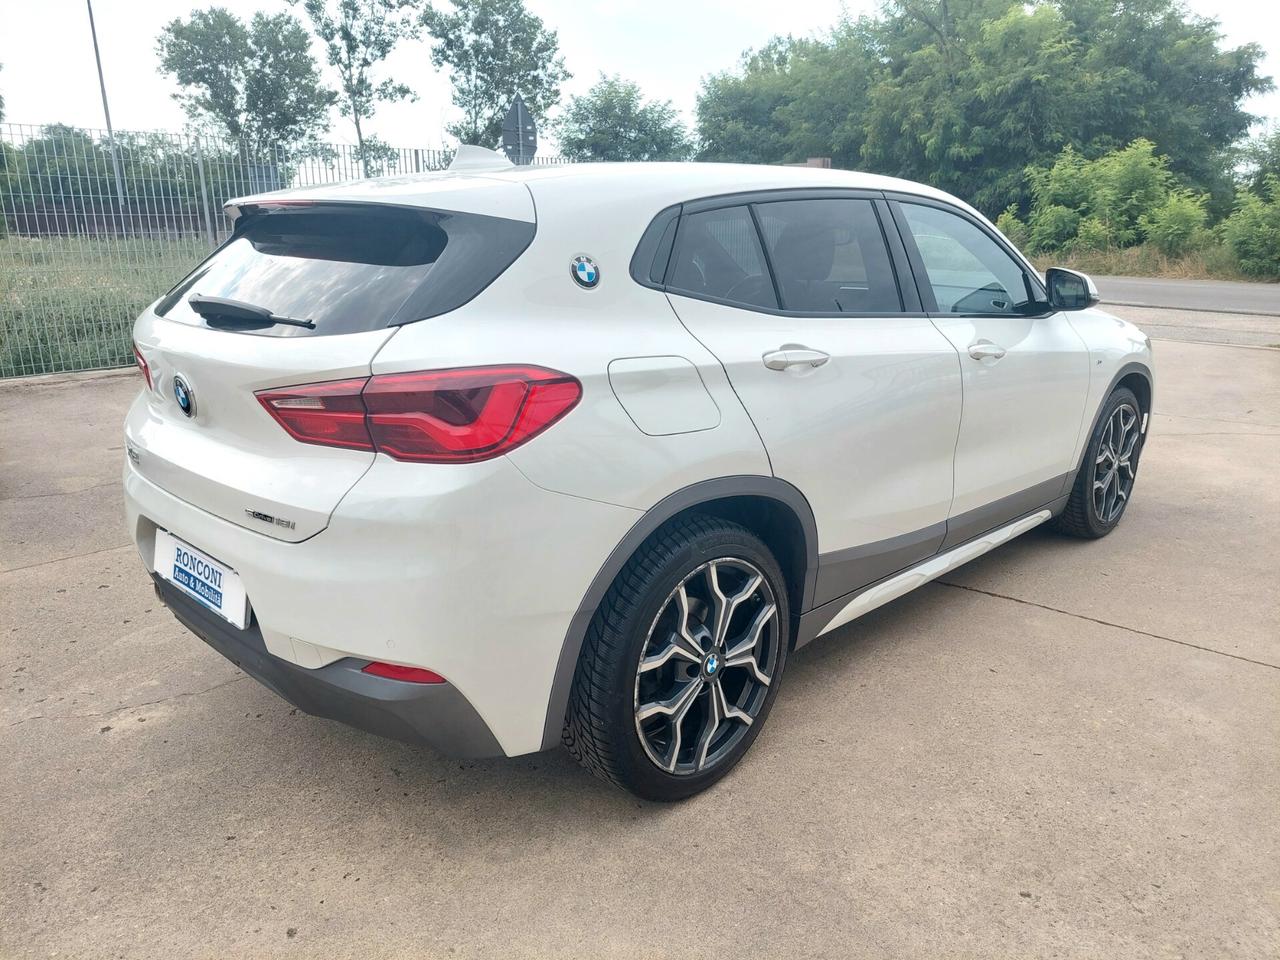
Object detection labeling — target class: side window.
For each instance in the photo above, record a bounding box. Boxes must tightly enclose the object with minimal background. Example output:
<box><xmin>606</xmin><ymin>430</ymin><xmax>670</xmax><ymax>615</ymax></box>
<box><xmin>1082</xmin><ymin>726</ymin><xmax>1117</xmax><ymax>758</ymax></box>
<box><xmin>667</xmin><ymin>206</ymin><xmax>778</xmax><ymax>310</ymax></box>
<box><xmin>754</xmin><ymin>199</ymin><xmax>902</xmax><ymax>313</ymax></box>
<box><xmin>900</xmin><ymin>203</ymin><xmax>1034</xmax><ymax>315</ymax></box>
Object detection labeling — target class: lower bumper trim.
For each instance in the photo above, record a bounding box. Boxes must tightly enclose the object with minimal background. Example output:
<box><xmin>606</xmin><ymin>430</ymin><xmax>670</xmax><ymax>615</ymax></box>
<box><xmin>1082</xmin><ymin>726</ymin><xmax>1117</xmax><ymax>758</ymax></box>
<box><xmin>153</xmin><ymin>574</ymin><xmax>504</xmax><ymax>758</ymax></box>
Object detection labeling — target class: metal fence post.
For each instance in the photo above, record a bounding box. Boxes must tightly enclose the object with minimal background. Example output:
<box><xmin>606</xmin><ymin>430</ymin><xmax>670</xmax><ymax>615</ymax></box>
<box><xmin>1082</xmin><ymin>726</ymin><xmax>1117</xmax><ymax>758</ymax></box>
<box><xmin>194</xmin><ymin>136</ymin><xmax>216</xmax><ymax>249</ymax></box>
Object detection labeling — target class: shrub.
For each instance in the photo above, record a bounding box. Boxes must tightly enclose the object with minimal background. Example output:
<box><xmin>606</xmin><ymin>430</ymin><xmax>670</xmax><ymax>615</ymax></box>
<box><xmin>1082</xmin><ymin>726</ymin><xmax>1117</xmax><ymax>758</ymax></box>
<box><xmin>995</xmin><ymin>205</ymin><xmax>1029</xmax><ymax>249</ymax></box>
<box><xmin>1139</xmin><ymin>191</ymin><xmax>1208</xmax><ymax>257</ymax></box>
<box><xmin>1023</xmin><ymin>138</ymin><xmax>1175</xmax><ymax>252</ymax></box>
<box><xmin>1027</xmin><ymin>145</ymin><xmax>1091</xmax><ymax>212</ymax></box>
<box><xmin>1221</xmin><ymin>177</ymin><xmax>1280</xmax><ymax>278</ymax></box>
<box><xmin>1028</xmin><ymin>204</ymin><xmax>1080</xmax><ymax>253</ymax></box>
<box><xmin>1088</xmin><ymin>139</ymin><xmax>1171</xmax><ymax>245</ymax></box>
<box><xmin>1069</xmin><ymin>216</ymin><xmax>1113</xmax><ymax>252</ymax></box>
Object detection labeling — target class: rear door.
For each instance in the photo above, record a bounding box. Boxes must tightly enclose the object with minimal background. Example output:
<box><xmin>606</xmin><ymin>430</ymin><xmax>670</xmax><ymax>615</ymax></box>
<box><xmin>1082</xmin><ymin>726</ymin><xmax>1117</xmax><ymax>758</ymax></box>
<box><xmin>662</xmin><ymin>193</ymin><xmax>963</xmax><ymax>606</ymax></box>
<box><xmin>128</xmin><ymin>193</ymin><xmax>534</xmax><ymax>541</ymax></box>
<box><xmin>889</xmin><ymin>197</ymin><xmax>1091</xmax><ymax>544</ymax></box>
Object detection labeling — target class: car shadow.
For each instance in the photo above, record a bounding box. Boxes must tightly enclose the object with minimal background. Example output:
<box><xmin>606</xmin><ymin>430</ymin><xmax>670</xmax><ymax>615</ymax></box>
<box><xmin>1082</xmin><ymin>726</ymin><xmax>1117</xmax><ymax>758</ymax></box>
<box><xmin>247</xmin><ymin>566</ymin><xmax>968</xmax><ymax>827</ymax></box>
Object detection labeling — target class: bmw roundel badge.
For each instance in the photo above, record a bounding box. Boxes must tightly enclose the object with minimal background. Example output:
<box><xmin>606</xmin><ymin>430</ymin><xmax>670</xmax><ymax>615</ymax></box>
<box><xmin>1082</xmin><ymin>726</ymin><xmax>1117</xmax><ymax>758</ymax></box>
<box><xmin>571</xmin><ymin>255</ymin><xmax>600</xmax><ymax>289</ymax></box>
<box><xmin>173</xmin><ymin>375</ymin><xmax>195</xmax><ymax>418</ymax></box>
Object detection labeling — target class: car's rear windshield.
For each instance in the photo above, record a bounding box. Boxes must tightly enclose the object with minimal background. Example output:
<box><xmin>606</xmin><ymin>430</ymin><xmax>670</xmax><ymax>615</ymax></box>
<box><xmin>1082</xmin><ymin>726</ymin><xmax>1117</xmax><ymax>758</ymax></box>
<box><xmin>156</xmin><ymin>203</ymin><xmax>534</xmax><ymax>336</ymax></box>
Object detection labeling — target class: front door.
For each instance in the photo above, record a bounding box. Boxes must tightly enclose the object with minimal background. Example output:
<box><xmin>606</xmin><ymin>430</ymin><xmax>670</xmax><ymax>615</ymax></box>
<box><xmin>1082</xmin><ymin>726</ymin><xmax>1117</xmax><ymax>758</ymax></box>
<box><xmin>663</xmin><ymin>196</ymin><xmax>962</xmax><ymax>606</ymax></box>
<box><xmin>891</xmin><ymin>198</ymin><xmax>1092</xmax><ymax>545</ymax></box>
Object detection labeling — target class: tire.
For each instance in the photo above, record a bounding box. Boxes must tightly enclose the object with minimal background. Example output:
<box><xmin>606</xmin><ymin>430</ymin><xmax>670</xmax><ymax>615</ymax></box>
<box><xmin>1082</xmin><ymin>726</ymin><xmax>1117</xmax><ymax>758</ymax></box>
<box><xmin>1056</xmin><ymin>386</ymin><xmax>1144</xmax><ymax>539</ymax></box>
<box><xmin>563</xmin><ymin>514</ymin><xmax>790</xmax><ymax>801</ymax></box>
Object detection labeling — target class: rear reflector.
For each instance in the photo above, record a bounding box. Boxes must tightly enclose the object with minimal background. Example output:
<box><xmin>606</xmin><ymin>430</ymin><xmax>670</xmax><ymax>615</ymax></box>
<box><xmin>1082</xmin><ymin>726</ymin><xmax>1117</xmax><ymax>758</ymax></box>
<box><xmin>361</xmin><ymin>662</ymin><xmax>447</xmax><ymax>683</ymax></box>
<box><xmin>133</xmin><ymin>342</ymin><xmax>152</xmax><ymax>390</ymax></box>
<box><xmin>256</xmin><ymin>365</ymin><xmax>580</xmax><ymax>463</ymax></box>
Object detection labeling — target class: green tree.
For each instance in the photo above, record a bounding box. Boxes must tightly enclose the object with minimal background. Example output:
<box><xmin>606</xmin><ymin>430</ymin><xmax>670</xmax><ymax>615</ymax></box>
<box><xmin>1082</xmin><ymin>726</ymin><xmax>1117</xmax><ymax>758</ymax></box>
<box><xmin>157</xmin><ymin>8</ymin><xmax>335</xmax><ymax>149</ymax></box>
<box><xmin>291</xmin><ymin>0</ymin><xmax>417</xmax><ymax>173</ymax></box>
<box><xmin>1241</xmin><ymin>124</ymin><xmax>1280</xmax><ymax>196</ymax></box>
<box><xmin>694</xmin><ymin>0</ymin><xmax>1270</xmax><ymax>217</ymax></box>
<box><xmin>352</xmin><ymin>136</ymin><xmax>402</xmax><ymax>177</ymax></box>
<box><xmin>697</xmin><ymin>38</ymin><xmax>814</xmax><ymax>164</ymax></box>
<box><xmin>862</xmin><ymin>0</ymin><xmax>1084</xmax><ymax>212</ymax></box>
<box><xmin>556</xmin><ymin>75</ymin><xmax>691</xmax><ymax>162</ymax></box>
<box><xmin>421</xmin><ymin>0</ymin><xmax>569</xmax><ymax>147</ymax></box>
<box><xmin>1057</xmin><ymin>0</ymin><xmax>1270</xmax><ymax>210</ymax></box>
<box><xmin>1</xmin><ymin>63</ymin><xmax>6</xmax><ymax>123</ymax></box>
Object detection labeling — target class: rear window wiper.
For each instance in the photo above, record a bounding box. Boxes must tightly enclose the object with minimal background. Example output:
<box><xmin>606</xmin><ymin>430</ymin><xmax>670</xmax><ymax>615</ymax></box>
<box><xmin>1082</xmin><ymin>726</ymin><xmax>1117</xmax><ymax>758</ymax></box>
<box><xmin>187</xmin><ymin>294</ymin><xmax>316</xmax><ymax>329</ymax></box>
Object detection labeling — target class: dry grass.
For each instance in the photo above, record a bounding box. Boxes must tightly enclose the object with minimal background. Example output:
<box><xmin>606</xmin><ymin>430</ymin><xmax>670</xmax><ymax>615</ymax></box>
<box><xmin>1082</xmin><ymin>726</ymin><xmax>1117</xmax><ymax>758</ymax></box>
<box><xmin>1030</xmin><ymin>243</ymin><xmax>1261</xmax><ymax>281</ymax></box>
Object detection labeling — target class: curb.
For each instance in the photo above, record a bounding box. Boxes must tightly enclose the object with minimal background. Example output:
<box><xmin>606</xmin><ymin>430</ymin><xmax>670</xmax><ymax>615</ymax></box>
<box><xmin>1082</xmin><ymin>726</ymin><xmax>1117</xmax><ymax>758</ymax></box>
<box><xmin>1104</xmin><ymin>299</ymin><xmax>1280</xmax><ymax>319</ymax></box>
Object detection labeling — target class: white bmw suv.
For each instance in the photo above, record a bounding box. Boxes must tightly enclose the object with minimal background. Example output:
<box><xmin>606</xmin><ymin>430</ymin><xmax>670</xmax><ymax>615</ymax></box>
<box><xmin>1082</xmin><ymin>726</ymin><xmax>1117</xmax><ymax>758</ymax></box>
<box><xmin>125</xmin><ymin>150</ymin><xmax>1153</xmax><ymax>800</ymax></box>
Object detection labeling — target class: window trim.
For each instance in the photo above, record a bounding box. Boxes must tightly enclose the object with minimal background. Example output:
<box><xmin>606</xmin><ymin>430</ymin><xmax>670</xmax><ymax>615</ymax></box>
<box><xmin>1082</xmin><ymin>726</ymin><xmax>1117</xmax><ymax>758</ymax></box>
<box><xmin>628</xmin><ymin>203</ymin><xmax>681</xmax><ymax>289</ymax></box>
<box><xmin>632</xmin><ymin>187</ymin><xmax>927</xmax><ymax>319</ymax></box>
<box><xmin>885</xmin><ymin>194</ymin><xmax>1052</xmax><ymax>319</ymax></box>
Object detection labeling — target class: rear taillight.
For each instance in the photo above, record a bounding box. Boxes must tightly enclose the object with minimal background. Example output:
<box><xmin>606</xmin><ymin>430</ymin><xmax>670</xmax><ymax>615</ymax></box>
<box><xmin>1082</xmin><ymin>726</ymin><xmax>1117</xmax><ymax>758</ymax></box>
<box><xmin>256</xmin><ymin>365</ymin><xmax>581</xmax><ymax>463</ymax></box>
<box><xmin>133</xmin><ymin>342</ymin><xmax>152</xmax><ymax>390</ymax></box>
<box><xmin>257</xmin><ymin>378</ymin><xmax>373</xmax><ymax>451</ymax></box>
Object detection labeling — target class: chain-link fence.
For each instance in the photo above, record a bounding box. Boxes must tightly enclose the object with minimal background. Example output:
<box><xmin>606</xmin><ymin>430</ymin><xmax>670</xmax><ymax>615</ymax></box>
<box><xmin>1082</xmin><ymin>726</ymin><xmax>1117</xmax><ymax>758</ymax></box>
<box><xmin>0</xmin><ymin>123</ymin><xmax>572</xmax><ymax>378</ymax></box>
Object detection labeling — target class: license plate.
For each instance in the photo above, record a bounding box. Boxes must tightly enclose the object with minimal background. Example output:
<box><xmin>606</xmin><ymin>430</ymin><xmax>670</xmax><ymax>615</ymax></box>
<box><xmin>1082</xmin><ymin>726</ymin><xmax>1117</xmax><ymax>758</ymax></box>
<box><xmin>154</xmin><ymin>529</ymin><xmax>249</xmax><ymax>629</ymax></box>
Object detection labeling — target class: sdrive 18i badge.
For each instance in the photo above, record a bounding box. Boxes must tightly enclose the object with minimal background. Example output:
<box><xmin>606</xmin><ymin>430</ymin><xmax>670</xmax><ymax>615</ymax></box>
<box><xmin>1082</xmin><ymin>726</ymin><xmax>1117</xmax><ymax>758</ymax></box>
<box><xmin>571</xmin><ymin>255</ymin><xmax>599</xmax><ymax>289</ymax></box>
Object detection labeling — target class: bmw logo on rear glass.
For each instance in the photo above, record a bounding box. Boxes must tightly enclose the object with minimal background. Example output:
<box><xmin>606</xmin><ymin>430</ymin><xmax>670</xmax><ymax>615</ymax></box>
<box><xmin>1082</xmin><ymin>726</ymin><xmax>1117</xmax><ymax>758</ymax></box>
<box><xmin>173</xmin><ymin>375</ymin><xmax>195</xmax><ymax>418</ymax></box>
<box><xmin>571</xmin><ymin>255</ymin><xmax>599</xmax><ymax>289</ymax></box>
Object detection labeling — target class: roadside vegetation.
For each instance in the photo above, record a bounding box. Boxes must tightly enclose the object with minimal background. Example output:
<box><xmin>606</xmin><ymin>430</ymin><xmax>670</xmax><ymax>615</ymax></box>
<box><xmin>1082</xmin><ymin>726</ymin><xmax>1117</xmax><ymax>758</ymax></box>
<box><xmin>1006</xmin><ymin>139</ymin><xmax>1280</xmax><ymax>280</ymax></box>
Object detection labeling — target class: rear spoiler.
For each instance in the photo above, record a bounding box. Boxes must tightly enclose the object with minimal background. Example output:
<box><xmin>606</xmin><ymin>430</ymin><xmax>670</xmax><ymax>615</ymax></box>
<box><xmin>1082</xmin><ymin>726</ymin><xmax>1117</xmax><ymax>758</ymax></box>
<box><xmin>225</xmin><ymin>148</ymin><xmax>520</xmax><ymax>224</ymax></box>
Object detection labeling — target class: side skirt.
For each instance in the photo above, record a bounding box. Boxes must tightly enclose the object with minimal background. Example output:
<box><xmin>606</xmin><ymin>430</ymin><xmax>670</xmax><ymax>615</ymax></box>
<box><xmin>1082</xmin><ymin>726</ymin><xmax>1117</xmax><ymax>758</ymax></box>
<box><xmin>797</xmin><ymin>505</ymin><xmax>1058</xmax><ymax>645</ymax></box>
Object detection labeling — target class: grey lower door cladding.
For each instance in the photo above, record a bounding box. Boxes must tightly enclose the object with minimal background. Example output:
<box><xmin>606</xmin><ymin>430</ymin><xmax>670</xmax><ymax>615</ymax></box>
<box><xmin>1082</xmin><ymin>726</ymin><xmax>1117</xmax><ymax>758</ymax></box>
<box><xmin>811</xmin><ymin>472</ymin><xmax>1070</xmax><ymax>607</ymax></box>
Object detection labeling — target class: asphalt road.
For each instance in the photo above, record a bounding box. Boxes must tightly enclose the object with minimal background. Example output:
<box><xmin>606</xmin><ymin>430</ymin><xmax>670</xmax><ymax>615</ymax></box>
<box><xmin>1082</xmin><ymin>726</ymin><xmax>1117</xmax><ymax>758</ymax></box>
<box><xmin>1095</xmin><ymin>275</ymin><xmax>1280</xmax><ymax>314</ymax></box>
<box><xmin>2</xmin><ymin>309</ymin><xmax>1278</xmax><ymax>958</ymax></box>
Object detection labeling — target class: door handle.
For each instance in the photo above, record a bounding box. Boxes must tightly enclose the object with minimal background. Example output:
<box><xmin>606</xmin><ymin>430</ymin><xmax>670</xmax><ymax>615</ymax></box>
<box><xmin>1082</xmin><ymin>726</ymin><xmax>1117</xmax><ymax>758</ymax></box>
<box><xmin>762</xmin><ymin>345</ymin><xmax>831</xmax><ymax>371</ymax></box>
<box><xmin>967</xmin><ymin>339</ymin><xmax>1007</xmax><ymax>361</ymax></box>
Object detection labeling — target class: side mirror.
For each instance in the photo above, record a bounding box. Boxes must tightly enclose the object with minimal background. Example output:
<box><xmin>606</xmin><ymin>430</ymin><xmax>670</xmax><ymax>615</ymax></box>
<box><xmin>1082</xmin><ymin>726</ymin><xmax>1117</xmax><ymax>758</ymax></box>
<box><xmin>1045</xmin><ymin>267</ymin><xmax>1099</xmax><ymax>311</ymax></box>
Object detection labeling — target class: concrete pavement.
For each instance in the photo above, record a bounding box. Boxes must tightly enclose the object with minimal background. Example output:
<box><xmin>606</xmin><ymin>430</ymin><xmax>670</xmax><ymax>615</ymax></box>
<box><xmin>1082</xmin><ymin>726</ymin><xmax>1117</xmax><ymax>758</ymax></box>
<box><xmin>1108</xmin><ymin>304</ymin><xmax>1280</xmax><ymax>348</ymax></box>
<box><xmin>1</xmin><ymin>316</ymin><xmax>1277</xmax><ymax>958</ymax></box>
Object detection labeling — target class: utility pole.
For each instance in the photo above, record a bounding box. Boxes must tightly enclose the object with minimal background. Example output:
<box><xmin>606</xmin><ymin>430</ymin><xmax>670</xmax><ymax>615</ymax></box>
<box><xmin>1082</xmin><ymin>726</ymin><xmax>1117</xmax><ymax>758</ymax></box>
<box><xmin>86</xmin><ymin>0</ymin><xmax>129</xmax><ymax>231</ymax></box>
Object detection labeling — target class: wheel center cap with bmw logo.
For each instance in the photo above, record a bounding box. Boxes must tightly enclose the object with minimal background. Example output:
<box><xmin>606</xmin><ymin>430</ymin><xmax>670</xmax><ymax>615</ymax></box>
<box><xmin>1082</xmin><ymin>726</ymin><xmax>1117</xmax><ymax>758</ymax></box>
<box><xmin>173</xmin><ymin>375</ymin><xmax>195</xmax><ymax>418</ymax></box>
<box><xmin>703</xmin><ymin>651</ymin><xmax>721</xmax><ymax>679</ymax></box>
<box><xmin>571</xmin><ymin>255</ymin><xmax>599</xmax><ymax>289</ymax></box>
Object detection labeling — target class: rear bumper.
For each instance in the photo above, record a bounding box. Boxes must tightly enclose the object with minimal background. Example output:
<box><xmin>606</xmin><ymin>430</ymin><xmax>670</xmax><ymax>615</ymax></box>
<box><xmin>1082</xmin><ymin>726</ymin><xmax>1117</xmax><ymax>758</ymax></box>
<box><xmin>154</xmin><ymin>574</ymin><xmax>504</xmax><ymax>757</ymax></box>
<box><xmin>124</xmin><ymin>447</ymin><xmax>641</xmax><ymax>757</ymax></box>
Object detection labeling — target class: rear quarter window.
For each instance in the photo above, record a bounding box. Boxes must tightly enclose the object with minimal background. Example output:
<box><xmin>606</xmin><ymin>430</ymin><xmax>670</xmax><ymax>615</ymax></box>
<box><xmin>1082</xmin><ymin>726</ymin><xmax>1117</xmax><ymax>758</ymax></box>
<box><xmin>157</xmin><ymin>203</ymin><xmax>534</xmax><ymax>336</ymax></box>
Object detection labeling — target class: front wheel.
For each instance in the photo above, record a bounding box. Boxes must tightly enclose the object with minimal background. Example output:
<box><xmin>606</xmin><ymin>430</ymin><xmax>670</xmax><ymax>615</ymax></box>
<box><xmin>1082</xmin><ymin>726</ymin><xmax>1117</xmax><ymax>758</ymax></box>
<box><xmin>563</xmin><ymin>515</ymin><xmax>790</xmax><ymax>801</ymax></box>
<box><xmin>1056</xmin><ymin>386</ymin><xmax>1144</xmax><ymax>538</ymax></box>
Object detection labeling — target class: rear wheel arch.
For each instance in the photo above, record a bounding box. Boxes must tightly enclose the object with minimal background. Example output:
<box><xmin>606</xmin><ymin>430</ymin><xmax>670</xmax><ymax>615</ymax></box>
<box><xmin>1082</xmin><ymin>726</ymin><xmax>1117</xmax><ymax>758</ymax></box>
<box><xmin>540</xmin><ymin>476</ymin><xmax>817</xmax><ymax>751</ymax></box>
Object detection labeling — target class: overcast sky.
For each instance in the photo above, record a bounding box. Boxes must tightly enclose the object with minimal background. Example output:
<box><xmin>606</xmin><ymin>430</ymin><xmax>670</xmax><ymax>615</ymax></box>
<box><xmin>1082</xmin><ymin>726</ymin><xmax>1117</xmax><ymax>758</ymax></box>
<box><xmin>2</xmin><ymin>0</ymin><xmax>1277</xmax><ymax>150</ymax></box>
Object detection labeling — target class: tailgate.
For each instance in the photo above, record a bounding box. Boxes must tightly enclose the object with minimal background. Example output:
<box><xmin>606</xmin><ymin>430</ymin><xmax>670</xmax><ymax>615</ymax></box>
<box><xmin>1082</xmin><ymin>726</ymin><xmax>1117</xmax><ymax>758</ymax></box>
<box><xmin>127</xmin><ymin>314</ymin><xmax>393</xmax><ymax>542</ymax></box>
